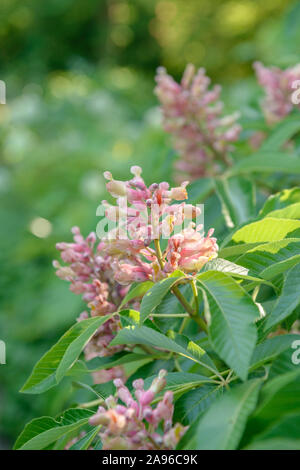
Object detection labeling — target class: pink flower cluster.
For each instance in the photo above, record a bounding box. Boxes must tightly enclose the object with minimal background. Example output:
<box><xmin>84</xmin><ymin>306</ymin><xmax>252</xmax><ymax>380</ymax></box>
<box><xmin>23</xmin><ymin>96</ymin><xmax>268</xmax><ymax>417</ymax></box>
<box><xmin>54</xmin><ymin>227</ymin><xmax>127</xmax><ymax>383</ymax></box>
<box><xmin>89</xmin><ymin>370</ymin><xmax>187</xmax><ymax>450</ymax></box>
<box><xmin>155</xmin><ymin>64</ymin><xmax>241</xmax><ymax>180</ymax></box>
<box><xmin>54</xmin><ymin>166</ymin><xmax>218</xmax><ymax>382</ymax></box>
<box><xmin>254</xmin><ymin>61</ymin><xmax>300</xmax><ymax>124</ymax></box>
<box><xmin>101</xmin><ymin>166</ymin><xmax>218</xmax><ymax>284</ymax></box>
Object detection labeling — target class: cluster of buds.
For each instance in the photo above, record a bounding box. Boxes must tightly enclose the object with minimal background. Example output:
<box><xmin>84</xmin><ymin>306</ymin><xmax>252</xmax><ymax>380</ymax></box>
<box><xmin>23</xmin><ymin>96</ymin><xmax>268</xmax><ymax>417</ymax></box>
<box><xmin>89</xmin><ymin>370</ymin><xmax>187</xmax><ymax>450</ymax></box>
<box><xmin>54</xmin><ymin>227</ymin><xmax>128</xmax><ymax>383</ymax></box>
<box><xmin>155</xmin><ymin>64</ymin><xmax>241</xmax><ymax>180</ymax></box>
<box><xmin>101</xmin><ymin>166</ymin><xmax>218</xmax><ymax>284</ymax></box>
<box><xmin>165</xmin><ymin>225</ymin><xmax>218</xmax><ymax>273</ymax></box>
<box><xmin>254</xmin><ymin>61</ymin><xmax>300</xmax><ymax>124</ymax></box>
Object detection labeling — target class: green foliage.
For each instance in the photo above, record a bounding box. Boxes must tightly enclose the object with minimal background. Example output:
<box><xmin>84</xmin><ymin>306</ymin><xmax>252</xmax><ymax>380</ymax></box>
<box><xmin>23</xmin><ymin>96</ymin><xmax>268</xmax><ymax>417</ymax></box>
<box><xmin>2</xmin><ymin>0</ymin><xmax>300</xmax><ymax>451</ymax></box>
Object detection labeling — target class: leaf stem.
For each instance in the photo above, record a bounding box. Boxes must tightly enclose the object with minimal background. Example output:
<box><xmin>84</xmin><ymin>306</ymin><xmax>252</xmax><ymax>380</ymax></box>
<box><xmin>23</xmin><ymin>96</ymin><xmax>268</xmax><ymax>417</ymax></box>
<box><xmin>172</xmin><ymin>285</ymin><xmax>208</xmax><ymax>333</ymax></box>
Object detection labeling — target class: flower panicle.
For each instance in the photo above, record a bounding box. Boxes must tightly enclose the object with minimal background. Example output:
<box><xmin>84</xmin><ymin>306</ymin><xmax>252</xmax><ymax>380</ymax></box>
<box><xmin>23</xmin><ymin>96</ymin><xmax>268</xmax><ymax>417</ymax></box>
<box><xmin>155</xmin><ymin>64</ymin><xmax>241</xmax><ymax>180</ymax></box>
<box><xmin>254</xmin><ymin>61</ymin><xmax>300</xmax><ymax>124</ymax></box>
<box><xmin>89</xmin><ymin>370</ymin><xmax>187</xmax><ymax>450</ymax></box>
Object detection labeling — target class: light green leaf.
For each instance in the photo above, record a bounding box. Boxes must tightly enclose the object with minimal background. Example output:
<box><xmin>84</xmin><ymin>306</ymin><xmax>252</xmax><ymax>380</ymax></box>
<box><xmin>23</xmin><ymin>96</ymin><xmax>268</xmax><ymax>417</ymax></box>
<box><xmin>266</xmin><ymin>202</ymin><xmax>300</xmax><ymax>220</ymax></box>
<box><xmin>21</xmin><ymin>315</ymin><xmax>111</xmax><ymax>394</ymax></box>
<box><xmin>203</xmin><ymin>257</ymin><xmax>249</xmax><ymax>276</ymax></box>
<box><xmin>196</xmin><ymin>380</ymin><xmax>261</xmax><ymax>450</ymax></box>
<box><xmin>259</xmin><ymin>187</ymin><xmax>300</xmax><ymax>217</ymax></box>
<box><xmin>232</xmin><ymin>218</ymin><xmax>300</xmax><ymax>244</ymax></box>
<box><xmin>197</xmin><ymin>271</ymin><xmax>259</xmax><ymax>380</ymax></box>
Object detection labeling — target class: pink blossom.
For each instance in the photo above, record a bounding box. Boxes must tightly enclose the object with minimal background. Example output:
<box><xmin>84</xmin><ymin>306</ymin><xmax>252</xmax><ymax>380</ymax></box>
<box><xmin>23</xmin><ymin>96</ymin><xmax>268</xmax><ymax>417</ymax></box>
<box><xmin>165</xmin><ymin>224</ymin><xmax>218</xmax><ymax>273</ymax></box>
<box><xmin>89</xmin><ymin>370</ymin><xmax>187</xmax><ymax>450</ymax></box>
<box><xmin>155</xmin><ymin>64</ymin><xmax>241</xmax><ymax>180</ymax></box>
<box><xmin>254</xmin><ymin>61</ymin><xmax>300</xmax><ymax>124</ymax></box>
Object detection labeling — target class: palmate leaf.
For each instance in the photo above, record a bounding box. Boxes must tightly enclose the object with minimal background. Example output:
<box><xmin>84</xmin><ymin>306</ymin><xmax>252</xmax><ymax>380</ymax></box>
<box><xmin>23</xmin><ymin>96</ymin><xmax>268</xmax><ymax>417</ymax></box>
<box><xmin>21</xmin><ymin>315</ymin><xmax>111</xmax><ymax>394</ymax></box>
<box><xmin>197</xmin><ymin>271</ymin><xmax>259</xmax><ymax>380</ymax></box>
<box><xmin>264</xmin><ymin>264</ymin><xmax>300</xmax><ymax>331</ymax></box>
<box><xmin>214</xmin><ymin>175</ymin><xmax>256</xmax><ymax>228</ymax></box>
<box><xmin>229</xmin><ymin>151</ymin><xmax>300</xmax><ymax>176</ymax></box>
<box><xmin>196</xmin><ymin>380</ymin><xmax>261</xmax><ymax>450</ymax></box>
<box><xmin>14</xmin><ymin>408</ymin><xmax>93</xmax><ymax>450</ymax></box>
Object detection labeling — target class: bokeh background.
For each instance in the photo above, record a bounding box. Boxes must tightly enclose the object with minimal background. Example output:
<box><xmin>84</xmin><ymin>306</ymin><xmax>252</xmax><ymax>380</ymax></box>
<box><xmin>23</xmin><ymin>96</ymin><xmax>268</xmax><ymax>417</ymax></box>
<box><xmin>0</xmin><ymin>0</ymin><xmax>300</xmax><ymax>449</ymax></box>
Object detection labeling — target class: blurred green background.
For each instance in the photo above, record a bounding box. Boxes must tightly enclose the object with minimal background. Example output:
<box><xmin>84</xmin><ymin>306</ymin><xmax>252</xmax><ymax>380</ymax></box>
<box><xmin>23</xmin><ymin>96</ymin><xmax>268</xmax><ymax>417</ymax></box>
<box><xmin>0</xmin><ymin>0</ymin><xmax>299</xmax><ymax>449</ymax></box>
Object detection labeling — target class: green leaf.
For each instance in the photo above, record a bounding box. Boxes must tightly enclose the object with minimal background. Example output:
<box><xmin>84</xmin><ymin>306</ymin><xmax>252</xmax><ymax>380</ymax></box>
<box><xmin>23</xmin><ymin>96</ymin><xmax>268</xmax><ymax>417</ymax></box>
<box><xmin>229</xmin><ymin>152</ymin><xmax>300</xmax><ymax>176</ymax></box>
<box><xmin>266</xmin><ymin>202</ymin><xmax>300</xmax><ymax>220</ymax></box>
<box><xmin>235</xmin><ymin>239</ymin><xmax>300</xmax><ymax>278</ymax></box>
<box><xmin>196</xmin><ymin>380</ymin><xmax>261</xmax><ymax>450</ymax></box>
<box><xmin>259</xmin><ymin>187</ymin><xmax>300</xmax><ymax>217</ymax></box>
<box><xmin>14</xmin><ymin>408</ymin><xmax>93</xmax><ymax>450</ymax></box>
<box><xmin>21</xmin><ymin>315</ymin><xmax>111</xmax><ymax>394</ymax></box>
<box><xmin>186</xmin><ymin>177</ymin><xmax>214</xmax><ymax>204</ymax></box>
<box><xmin>68</xmin><ymin>425</ymin><xmax>101</xmax><ymax>450</ymax></box>
<box><xmin>203</xmin><ymin>257</ymin><xmax>249</xmax><ymax>276</ymax></box>
<box><xmin>203</xmin><ymin>257</ymin><xmax>271</xmax><ymax>286</ymax></box>
<box><xmin>247</xmin><ymin>414</ymin><xmax>300</xmax><ymax>448</ymax></box>
<box><xmin>110</xmin><ymin>326</ymin><xmax>219</xmax><ymax>376</ymax></box>
<box><xmin>219</xmin><ymin>242</ymin><xmax>263</xmax><ymax>260</ymax></box>
<box><xmin>259</xmin><ymin>117</ymin><xmax>300</xmax><ymax>152</ymax></box>
<box><xmin>174</xmin><ymin>384</ymin><xmax>221</xmax><ymax>425</ymax></box>
<box><xmin>69</xmin><ymin>352</ymin><xmax>152</xmax><ymax>382</ymax></box>
<box><xmin>197</xmin><ymin>271</ymin><xmax>259</xmax><ymax>380</ymax></box>
<box><xmin>139</xmin><ymin>271</ymin><xmax>186</xmax><ymax>324</ymax></box>
<box><xmin>245</xmin><ymin>438</ymin><xmax>300</xmax><ymax>450</ymax></box>
<box><xmin>250</xmin><ymin>334</ymin><xmax>300</xmax><ymax>371</ymax></box>
<box><xmin>245</xmin><ymin>369</ymin><xmax>300</xmax><ymax>440</ymax></box>
<box><xmin>232</xmin><ymin>218</ymin><xmax>300</xmax><ymax>244</ymax></box>
<box><xmin>264</xmin><ymin>264</ymin><xmax>300</xmax><ymax>331</ymax></box>
<box><xmin>214</xmin><ymin>176</ymin><xmax>255</xmax><ymax>228</ymax></box>
<box><xmin>118</xmin><ymin>281</ymin><xmax>154</xmax><ymax>309</ymax></box>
